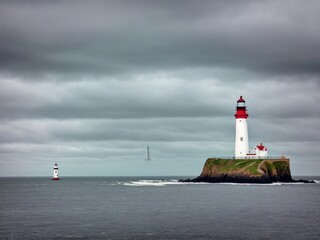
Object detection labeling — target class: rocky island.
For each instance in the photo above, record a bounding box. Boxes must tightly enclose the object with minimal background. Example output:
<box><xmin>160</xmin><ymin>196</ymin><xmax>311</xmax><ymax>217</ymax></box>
<box><xmin>180</xmin><ymin>96</ymin><xmax>315</xmax><ymax>184</ymax></box>
<box><xmin>181</xmin><ymin>158</ymin><xmax>314</xmax><ymax>184</ymax></box>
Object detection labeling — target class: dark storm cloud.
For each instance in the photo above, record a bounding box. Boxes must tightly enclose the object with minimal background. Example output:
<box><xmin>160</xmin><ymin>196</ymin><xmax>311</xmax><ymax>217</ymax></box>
<box><xmin>1</xmin><ymin>0</ymin><xmax>320</xmax><ymax>78</ymax></box>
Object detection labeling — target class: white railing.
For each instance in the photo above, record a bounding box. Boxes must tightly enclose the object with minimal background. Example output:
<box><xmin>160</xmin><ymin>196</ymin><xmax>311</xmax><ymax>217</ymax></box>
<box><xmin>208</xmin><ymin>156</ymin><xmax>287</xmax><ymax>160</ymax></box>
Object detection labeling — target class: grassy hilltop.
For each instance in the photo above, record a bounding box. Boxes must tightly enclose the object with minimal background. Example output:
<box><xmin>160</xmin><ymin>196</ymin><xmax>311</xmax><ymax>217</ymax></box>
<box><xmin>192</xmin><ymin>158</ymin><xmax>293</xmax><ymax>183</ymax></box>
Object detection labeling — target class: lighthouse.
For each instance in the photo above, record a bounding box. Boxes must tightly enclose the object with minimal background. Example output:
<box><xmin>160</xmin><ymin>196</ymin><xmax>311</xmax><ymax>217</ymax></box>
<box><xmin>235</xmin><ymin>96</ymin><xmax>249</xmax><ymax>158</ymax></box>
<box><xmin>145</xmin><ymin>145</ymin><xmax>151</xmax><ymax>161</ymax></box>
<box><xmin>52</xmin><ymin>163</ymin><xmax>60</xmax><ymax>180</ymax></box>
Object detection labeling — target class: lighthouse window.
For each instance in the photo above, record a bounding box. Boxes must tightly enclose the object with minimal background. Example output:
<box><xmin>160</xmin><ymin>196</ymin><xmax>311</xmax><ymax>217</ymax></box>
<box><xmin>240</xmin><ymin>137</ymin><xmax>243</xmax><ymax>141</ymax></box>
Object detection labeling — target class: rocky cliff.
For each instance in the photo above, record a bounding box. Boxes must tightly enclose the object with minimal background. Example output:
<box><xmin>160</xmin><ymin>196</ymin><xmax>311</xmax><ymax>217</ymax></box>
<box><xmin>185</xmin><ymin>158</ymin><xmax>294</xmax><ymax>183</ymax></box>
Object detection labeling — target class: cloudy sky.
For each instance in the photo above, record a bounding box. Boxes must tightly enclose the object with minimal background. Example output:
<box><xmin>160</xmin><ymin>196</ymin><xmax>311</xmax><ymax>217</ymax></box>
<box><xmin>1</xmin><ymin>0</ymin><xmax>319</xmax><ymax>177</ymax></box>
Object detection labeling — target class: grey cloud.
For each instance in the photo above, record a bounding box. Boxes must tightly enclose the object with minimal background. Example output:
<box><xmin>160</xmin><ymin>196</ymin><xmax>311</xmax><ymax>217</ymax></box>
<box><xmin>0</xmin><ymin>118</ymin><xmax>233</xmax><ymax>144</ymax></box>
<box><xmin>1</xmin><ymin>0</ymin><xmax>320</xmax><ymax>78</ymax></box>
<box><xmin>1</xmin><ymin>76</ymin><xmax>319</xmax><ymax>120</ymax></box>
<box><xmin>0</xmin><ymin>77</ymin><xmax>231</xmax><ymax>119</ymax></box>
<box><xmin>0</xmin><ymin>0</ymin><xmax>320</xmax><ymax>176</ymax></box>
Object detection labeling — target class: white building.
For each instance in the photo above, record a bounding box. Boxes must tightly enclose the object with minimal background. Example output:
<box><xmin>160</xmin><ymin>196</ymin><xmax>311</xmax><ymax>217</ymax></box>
<box><xmin>254</xmin><ymin>143</ymin><xmax>268</xmax><ymax>158</ymax></box>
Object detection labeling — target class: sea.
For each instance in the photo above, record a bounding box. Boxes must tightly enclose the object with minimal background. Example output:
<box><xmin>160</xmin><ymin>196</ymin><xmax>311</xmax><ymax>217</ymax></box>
<box><xmin>1</xmin><ymin>176</ymin><xmax>319</xmax><ymax>240</ymax></box>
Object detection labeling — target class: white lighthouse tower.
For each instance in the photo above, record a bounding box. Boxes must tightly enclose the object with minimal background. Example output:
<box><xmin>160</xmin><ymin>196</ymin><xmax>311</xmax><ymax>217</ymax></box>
<box><xmin>235</xmin><ymin>96</ymin><xmax>249</xmax><ymax>158</ymax></box>
<box><xmin>52</xmin><ymin>163</ymin><xmax>60</xmax><ymax>180</ymax></box>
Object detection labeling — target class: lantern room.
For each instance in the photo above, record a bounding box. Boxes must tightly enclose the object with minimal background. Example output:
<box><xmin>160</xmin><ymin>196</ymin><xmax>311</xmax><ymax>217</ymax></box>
<box><xmin>235</xmin><ymin>96</ymin><xmax>248</xmax><ymax>119</ymax></box>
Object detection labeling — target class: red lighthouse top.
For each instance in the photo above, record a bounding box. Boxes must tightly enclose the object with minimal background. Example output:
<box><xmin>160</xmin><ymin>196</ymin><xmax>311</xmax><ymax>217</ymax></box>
<box><xmin>237</xmin><ymin>96</ymin><xmax>245</xmax><ymax>103</ymax></box>
<box><xmin>235</xmin><ymin>96</ymin><xmax>248</xmax><ymax>119</ymax></box>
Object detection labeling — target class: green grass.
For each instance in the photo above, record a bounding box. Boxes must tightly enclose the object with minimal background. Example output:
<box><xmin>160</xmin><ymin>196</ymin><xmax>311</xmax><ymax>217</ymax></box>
<box><xmin>271</xmin><ymin>161</ymin><xmax>288</xmax><ymax>175</ymax></box>
<box><xmin>203</xmin><ymin>158</ymin><xmax>290</xmax><ymax>178</ymax></box>
<box><xmin>246</xmin><ymin>161</ymin><xmax>261</xmax><ymax>175</ymax></box>
<box><xmin>272</xmin><ymin>161</ymin><xmax>288</xmax><ymax>169</ymax></box>
<box><xmin>206</xmin><ymin>158</ymin><xmax>262</xmax><ymax>175</ymax></box>
<box><xmin>264</xmin><ymin>161</ymin><xmax>274</xmax><ymax>173</ymax></box>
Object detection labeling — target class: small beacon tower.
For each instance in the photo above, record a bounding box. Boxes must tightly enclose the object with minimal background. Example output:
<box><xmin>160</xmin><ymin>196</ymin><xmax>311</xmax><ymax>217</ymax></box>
<box><xmin>235</xmin><ymin>96</ymin><xmax>249</xmax><ymax>158</ymax></box>
<box><xmin>145</xmin><ymin>145</ymin><xmax>151</xmax><ymax>161</ymax></box>
<box><xmin>52</xmin><ymin>163</ymin><xmax>60</xmax><ymax>180</ymax></box>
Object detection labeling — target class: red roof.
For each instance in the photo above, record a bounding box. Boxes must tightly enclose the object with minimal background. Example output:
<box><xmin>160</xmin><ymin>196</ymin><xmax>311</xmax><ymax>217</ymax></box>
<box><xmin>237</xmin><ymin>96</ymin><xmax>245</xmax><ymax>102</ymax></box>
<box><xmin>256</xmin><ymin>143</ymin><xmax>266</xmax><ymax>151</ymax></box>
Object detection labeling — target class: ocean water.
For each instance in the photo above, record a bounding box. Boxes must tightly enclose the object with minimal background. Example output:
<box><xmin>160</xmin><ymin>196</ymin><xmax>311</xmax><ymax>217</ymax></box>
<box><xmin>0</xmin><ymin>177</ymin><xmax>319</xmax><ymax>240</ymax></box>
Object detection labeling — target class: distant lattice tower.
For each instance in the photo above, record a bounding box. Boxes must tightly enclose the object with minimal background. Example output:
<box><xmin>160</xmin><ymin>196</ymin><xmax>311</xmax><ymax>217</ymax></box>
<box><xmin>145</xmin><ymin>145</ymin><xmax>151</xmax><ymax>161</ymax></box>
<box><xmin>235</xmin><ymin>96</ymin><xmax>249</xmax><ymax>158</ymax></box>
<box><xmin>52</xmin><ymin>163</ymin><xmax>60</xmax><ymax>180</ymax></box>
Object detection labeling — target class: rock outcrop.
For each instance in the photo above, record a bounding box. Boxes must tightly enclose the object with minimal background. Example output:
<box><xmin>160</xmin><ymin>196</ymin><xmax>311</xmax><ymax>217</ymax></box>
<box><xmin>182</xmin><ymin>158</ymin><xmax>296</xmax><ymax>183</ymax></box>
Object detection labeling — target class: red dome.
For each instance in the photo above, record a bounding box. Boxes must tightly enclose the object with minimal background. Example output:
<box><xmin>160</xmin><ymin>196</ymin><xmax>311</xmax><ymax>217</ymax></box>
<box><xmin>237</xmin><ymin>96</ymin><xmax>245</xmax><ymax>102</ymax></box>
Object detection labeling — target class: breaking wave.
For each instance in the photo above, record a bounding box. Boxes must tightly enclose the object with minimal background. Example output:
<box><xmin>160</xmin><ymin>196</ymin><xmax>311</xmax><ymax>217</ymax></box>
<box><xmin>117</xmin><ymin>179</ymin><xmax>320</xmax><ymax>187</ymax></box>
<box><xmin>120</xmin><ymin>179</ymin><xmax>209</xmax><ymax>187</ymax></box>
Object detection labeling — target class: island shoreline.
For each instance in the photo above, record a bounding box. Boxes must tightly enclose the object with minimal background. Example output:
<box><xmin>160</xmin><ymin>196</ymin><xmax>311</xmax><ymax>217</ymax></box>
<box><xmin>179</xmin><ymin>158</ymin><xmax>315</xmax><ymax>184</ymax></box>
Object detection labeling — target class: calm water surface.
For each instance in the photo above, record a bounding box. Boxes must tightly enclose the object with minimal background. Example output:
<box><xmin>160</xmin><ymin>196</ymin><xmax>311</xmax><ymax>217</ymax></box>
<box><xmin>1</xmin><ymin>176</ymin><xmax>319</xmax><ymax>240</ymax></box>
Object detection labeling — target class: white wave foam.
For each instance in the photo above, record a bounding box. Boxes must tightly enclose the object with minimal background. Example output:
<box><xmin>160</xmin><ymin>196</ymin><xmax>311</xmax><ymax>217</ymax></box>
<box><xmin>98</xmin><ymin>183</ymin><xmax>118</xmax><ymax>186</ymax></box>
<box><xmin>117</xmin><ymin>179</ymin><xmax>319</xmax><ymax>187</ymax></box>
<box><xmin>120</xmin><ymin>179</ymin><xmax>210</xmax><ymax>187</ymax></box>
<box><xmin>123</xmin><ymin>181</ymin><xmax>166</xmax><ymax>187</ymax></box>
<box><xmin>314</xmin><ymin>180</ymin><xmax>320</xmax><ymax>184</ymax></box>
